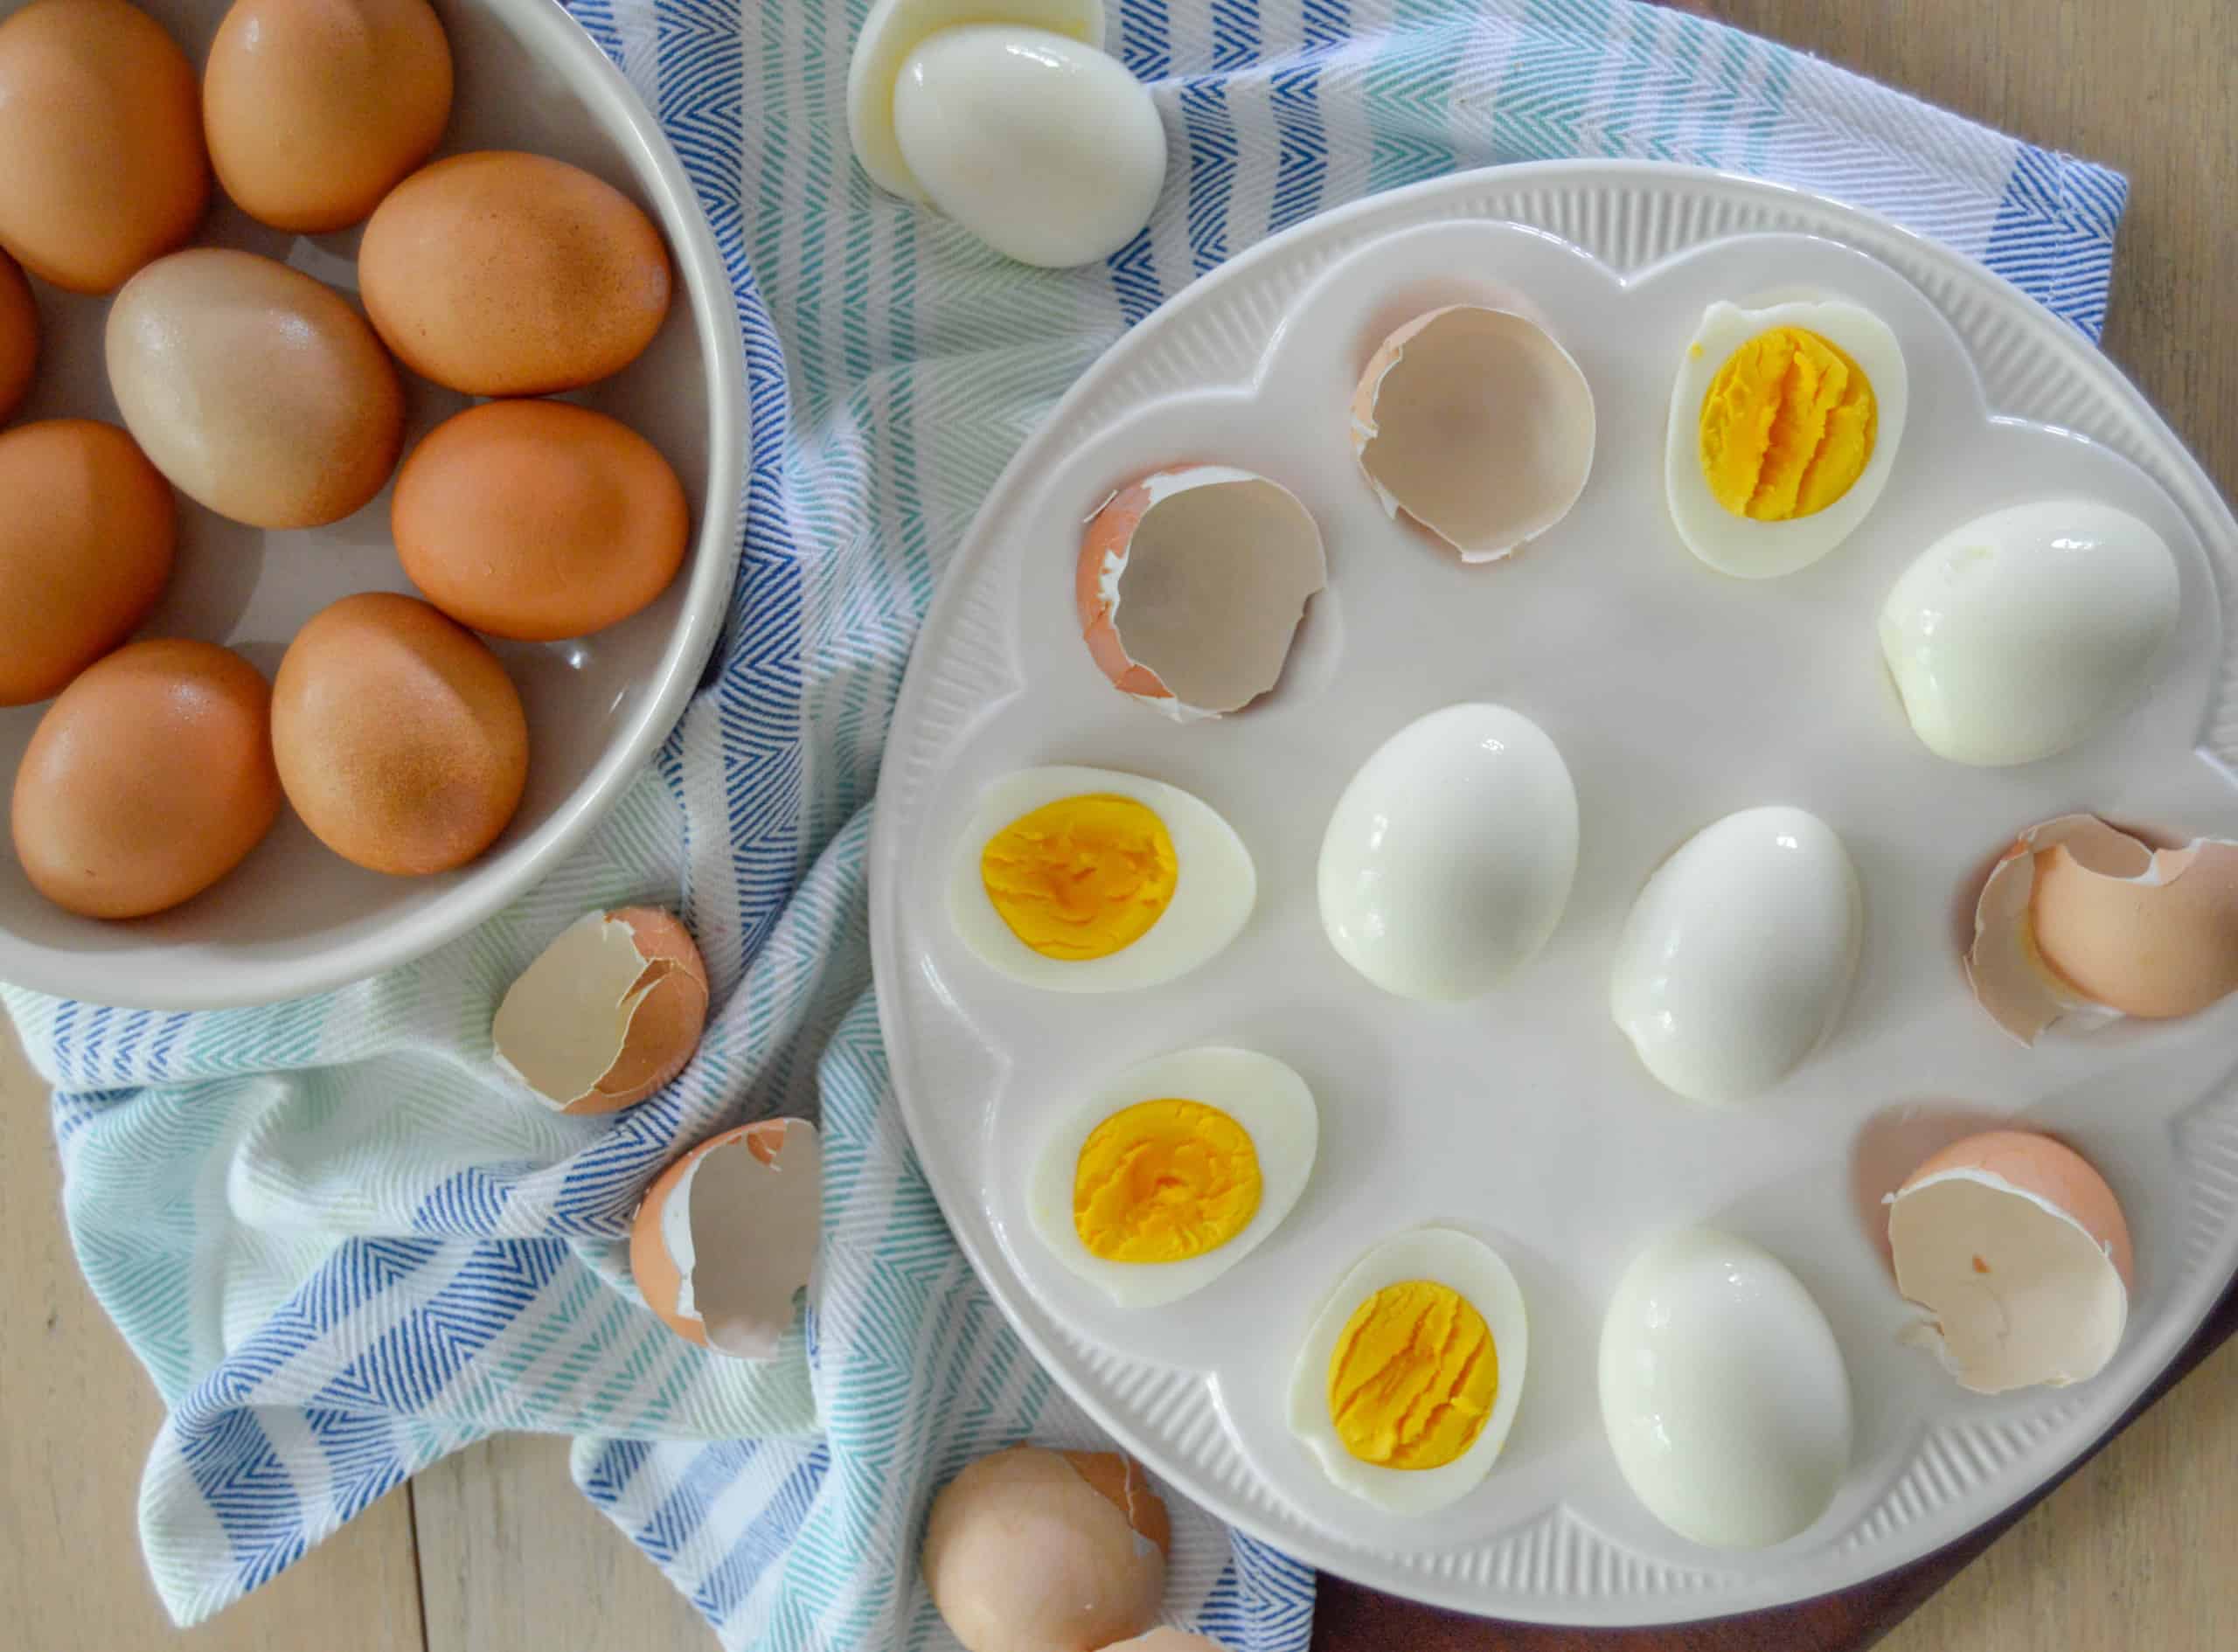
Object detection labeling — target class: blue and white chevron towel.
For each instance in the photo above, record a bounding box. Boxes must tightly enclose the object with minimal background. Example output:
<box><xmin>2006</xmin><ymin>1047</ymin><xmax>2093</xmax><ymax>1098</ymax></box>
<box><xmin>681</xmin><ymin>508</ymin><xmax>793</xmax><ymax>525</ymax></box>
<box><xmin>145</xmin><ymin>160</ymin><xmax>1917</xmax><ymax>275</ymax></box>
<box><xmin>3</xmin><ymin>0</ymin><xmax>2124</xmax><ymax>1644</ymax></box>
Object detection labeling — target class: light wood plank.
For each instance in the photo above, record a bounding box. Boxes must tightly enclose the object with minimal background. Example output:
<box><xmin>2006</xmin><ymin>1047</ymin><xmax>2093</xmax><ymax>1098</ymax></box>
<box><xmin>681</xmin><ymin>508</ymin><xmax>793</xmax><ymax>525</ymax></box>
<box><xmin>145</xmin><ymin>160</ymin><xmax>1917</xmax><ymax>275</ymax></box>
<box><xmin>0</xmin><ymin>1014</ymin><xmax>427</xmax><ymax>1652</ymax></box>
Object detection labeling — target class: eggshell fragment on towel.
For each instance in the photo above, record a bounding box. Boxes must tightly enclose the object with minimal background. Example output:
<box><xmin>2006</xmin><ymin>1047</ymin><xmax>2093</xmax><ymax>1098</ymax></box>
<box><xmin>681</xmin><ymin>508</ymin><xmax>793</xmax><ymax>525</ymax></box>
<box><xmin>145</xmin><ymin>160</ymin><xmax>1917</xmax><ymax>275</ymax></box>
<box><xmin>630</xmin><ymin>1117</ymin><xmax>821</xmax><ymax>1359</ymax></box>
<box><xmin>1965</xmin><ymin>813</ymin><xmax>2238</xmax><ymax>1044</ymax></box>
<box><xmin>1102</xmin><ymin>1634</ymin><xmax>1231</xmax><ymax>1652</ymax></box>
<box><xmin>1077</xmin><ymin>465</ymin><xmax>1325</xmax><ymax>718</ymax></box>
<box><xmin>1887</xmin><ymin>1129</ymin><xmax>2131</xmax><ymax>1394</ymax></box>
<box><xmin>922</xmin><ymin>1444</ymin><xmax>1169</xmax><ymax>1652</ymax></box>
<box><xmin>492</xmin><ymin>908</ymin><xmax>710</xmax><ymax>1113</ymax></box>
<box><xmin>1349</xmin><ymin>305</ymin><xmax>1595</xmax><ymax>563</ymax></box>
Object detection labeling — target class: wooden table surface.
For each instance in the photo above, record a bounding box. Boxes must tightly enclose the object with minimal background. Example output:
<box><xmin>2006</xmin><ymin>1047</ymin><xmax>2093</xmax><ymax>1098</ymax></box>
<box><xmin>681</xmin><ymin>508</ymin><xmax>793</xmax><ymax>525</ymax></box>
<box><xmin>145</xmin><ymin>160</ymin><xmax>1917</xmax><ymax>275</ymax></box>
<box><xmin>4</xmin><ymin>2</ymin><xmax>2232</xmax><ymax>1649</ymax></box>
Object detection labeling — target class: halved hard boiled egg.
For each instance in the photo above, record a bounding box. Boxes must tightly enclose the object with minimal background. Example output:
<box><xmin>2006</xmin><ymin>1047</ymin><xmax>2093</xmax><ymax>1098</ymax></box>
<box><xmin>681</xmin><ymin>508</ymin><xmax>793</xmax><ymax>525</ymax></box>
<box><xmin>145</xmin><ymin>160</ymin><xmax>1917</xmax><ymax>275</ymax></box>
<box><xmin>948</xmin><ymin>766</ymin><xmax>1255</xmax><ymax>992</ymax></box>
<box><xmin>1026</xmin><ymin>1046</ymin><xmax>1317</xmax><ymax>1308</ymax></box>
<box><xmin>1286</xmin><ymin>1226</ymin><xmax>1528</xmax><ymax>1514</ymax></box>
<box><xmin>1665</xmin><ymin>299</ymin><xmax>1908</xmax><ymax>578</ymax></box>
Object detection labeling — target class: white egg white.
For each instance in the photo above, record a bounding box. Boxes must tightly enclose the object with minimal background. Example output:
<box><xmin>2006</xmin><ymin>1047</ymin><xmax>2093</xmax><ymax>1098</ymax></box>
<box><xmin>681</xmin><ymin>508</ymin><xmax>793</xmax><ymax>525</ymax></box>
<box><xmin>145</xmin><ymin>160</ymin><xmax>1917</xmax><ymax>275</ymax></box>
<box><xmin>947</xmin><ymin>765</ymin><xmax>1256</xmax><ymax>992</ymax></box>
<box><xmin>1285</xmin><ymin>1226</ymin><xmax>1530</xmax><ymax>1515</ymax></box>
<box><xmin>1665</xmin><ymin>299</ymin><xmax>1908</xmax><ymax>579</ymax></box>
<box><xmin>1025</xmin><ymin>1046</ymin><xmax>1319</xmax><ymax>1308</ymax></box>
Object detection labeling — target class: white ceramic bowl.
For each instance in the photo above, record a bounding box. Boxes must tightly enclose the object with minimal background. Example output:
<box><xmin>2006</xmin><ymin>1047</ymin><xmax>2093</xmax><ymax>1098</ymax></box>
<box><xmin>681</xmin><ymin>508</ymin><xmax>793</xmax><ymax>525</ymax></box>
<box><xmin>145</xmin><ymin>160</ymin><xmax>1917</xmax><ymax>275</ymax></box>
<box><xmin>0</xmin><ymin>0</ymin><xmax>745</xmax><ymax>1010</ymax></box>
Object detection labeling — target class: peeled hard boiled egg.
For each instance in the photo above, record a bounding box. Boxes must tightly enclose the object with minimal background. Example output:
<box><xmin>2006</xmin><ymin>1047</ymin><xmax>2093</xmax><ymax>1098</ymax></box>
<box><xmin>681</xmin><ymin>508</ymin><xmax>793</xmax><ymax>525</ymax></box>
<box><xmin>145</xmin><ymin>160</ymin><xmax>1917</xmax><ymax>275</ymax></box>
<box><xmin>630</xmin><ymin>1117</ymin><xmax>820</xmax><ymax>1358</ymax></box>
<box><xmin>1027</xmin><ymin>1046</ymin><xmax>1317</xmax><ymax>1308</ymax></box>
<box><xmin>1286</xmin><ymin>1226</ymin><xmax>1528</xmax><ymax>1514</ymax></box>
<box><xmin>1599</xmin><ymin>1228</ymin><xmax>1851</xmax><ymax>1549</ymax></box>
<box><xmin>1609</xmin><ymin>806</ymin><xmax>1863</xmax><ymax>1104</ymax></box>
<box><xmin>947</xmin><ymin>766</ymin><xmax>1255</xmax><ymax>992</ymax></box>
<box><xmin>1879</xmin><ymin>500</ymin><xmax>2179</xmax><ymax>766</ymax></box>
<box><xmin>1665</xmin><ymin>299</ymin><xmax>1907</xmax><ymax>578</ymax></box>
<box><xmin>0</xmin><ymin>250</ymin><xmax>34</xmax><ymax>423</ymax></box>
<box><xmin>1318</xmin><ymin>703</ymin><xmax>1578</xmax><ymax>1000</ymax></box>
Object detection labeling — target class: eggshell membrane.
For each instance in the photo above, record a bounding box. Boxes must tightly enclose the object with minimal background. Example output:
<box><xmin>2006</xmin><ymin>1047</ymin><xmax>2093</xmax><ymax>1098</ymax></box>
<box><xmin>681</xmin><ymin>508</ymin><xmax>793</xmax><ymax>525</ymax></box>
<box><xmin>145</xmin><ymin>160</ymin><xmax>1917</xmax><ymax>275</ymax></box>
<box><xmin>0</xmin><ymin>420</ymin><xmax>176</xmax><ymax>706</ymax></box>
<box><xmin>1889</xmin><ymin>1129</ymin><xmax>2131</xmax><ymax>1394</ymax></box>
<box><xmin>1350</xmin><ymin>305</ymin><xmax>1595</xmax><ymax>563</ymax></box>
<box><xmin>1077</xmin><ymin>465</ymin><xmax>1325</xmax><ymax>718</ymax></box>
<box><xmin>492</xmin><ymin>907</ymin><xmax>710</xmax><ymax>1114</ymax></box>
<box><xmin>629</xmin><ymin>1117</ymin><xmax>821</xmax><ymax>1358</ymax></box>
<box><xmin>0</xmin><ymin>0</ymin><xmax>209</xmax><ymax>294</ymax></box>
<box><xmin>0</xmin><ymin>250</ymin><xmax>34</xmax><ymax>423</ymax></box>
<box><xmin>202</xmin><ymin>0</ymin><xmax>454</xmax><ymax>233</ymax></box>
<box><xmin>921</xmin><ymin>1444</ymin><xmax>1168</xmax><ymax>1652</ymax></box>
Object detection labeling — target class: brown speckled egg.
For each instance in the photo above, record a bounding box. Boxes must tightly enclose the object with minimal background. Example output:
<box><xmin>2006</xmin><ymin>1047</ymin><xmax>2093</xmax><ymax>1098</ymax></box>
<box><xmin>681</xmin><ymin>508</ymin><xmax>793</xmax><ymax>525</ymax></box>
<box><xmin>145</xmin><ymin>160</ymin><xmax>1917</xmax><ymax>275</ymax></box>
<box><xmin>203</xmin><ymin>0</ymin><xmax>453</xmax><ymax>233</ymax></box>
<box><xmin>358</xmin><ymin>150</ymin><xmax>671</xmax><ymax>396</ymax></box>
<box><xmin>393</xmin><ymin>399</ymin><xmax>688</xmax><ymax>641</ymax></box>
<box><xmin>0</xmin><ymin>420</ymin><xmax>176</xmax><ymax>706</ymax></box>
<box><xmin>11</xmin><ymin>640</ymin><xmax>280</xmax><ymax>919</ymax></box>
<box><xmin>0</xmin><ymin>0</ymin><xmax>209</xmax><ymax>294</ymax></box>
<box><xmin>271</xmin><ymin>593</ymin><xmax>528</xmax><ymax>876</ymax></box>
<box><xmin>0</xmin><ymin>250</ymin><xmax>34</xmax><ymax>423</ymax></box>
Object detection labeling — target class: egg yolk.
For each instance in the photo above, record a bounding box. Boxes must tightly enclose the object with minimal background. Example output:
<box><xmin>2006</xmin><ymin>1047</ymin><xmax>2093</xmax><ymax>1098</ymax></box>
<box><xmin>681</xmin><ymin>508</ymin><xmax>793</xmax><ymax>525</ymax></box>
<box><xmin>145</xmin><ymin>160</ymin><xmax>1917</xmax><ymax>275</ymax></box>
<box><xmin>1326</xmin><ymin>1279</ymin><xmax>1498</xmax><ymax>1470</ymax></box>
<box><xmin>1698</xmin><ymin>326</ymin><xmax>1877</xmax><ymax>521</ymax></box>
<box><xmin>1073</xmin><ymin>1098</ymin><xmax>1261</xmax><ymax>1263</ymax></box>
<box><xmin>981</xmin><ymin>794</ymin><xmax>1178</xmax><ymax>960</ymax></box>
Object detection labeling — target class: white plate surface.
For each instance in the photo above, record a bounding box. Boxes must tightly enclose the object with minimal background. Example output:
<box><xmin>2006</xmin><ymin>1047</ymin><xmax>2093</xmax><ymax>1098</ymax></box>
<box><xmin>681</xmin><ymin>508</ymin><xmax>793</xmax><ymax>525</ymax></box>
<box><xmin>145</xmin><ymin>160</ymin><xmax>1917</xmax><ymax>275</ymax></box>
<box><xmin>869</xmin><ymin>161</ymin><xmax>2238</xmax><ymax>1623</ymax></box>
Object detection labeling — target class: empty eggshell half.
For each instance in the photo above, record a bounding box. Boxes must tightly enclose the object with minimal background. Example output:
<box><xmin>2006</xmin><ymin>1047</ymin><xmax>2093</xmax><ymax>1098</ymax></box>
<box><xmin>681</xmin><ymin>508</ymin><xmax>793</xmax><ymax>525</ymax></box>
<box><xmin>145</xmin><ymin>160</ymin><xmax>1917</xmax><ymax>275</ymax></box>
<box><xmin>1350</xmin><ymin>305</ymin><xmax>1595</xmax><ymax>563</ymax></box>
<box><xmin>1966</xmin><ymin>814</ymin><xmax>2238</xmax><ymax>1044</ymax></box>
<box><xmin>1887</xmin><ymin>1129</ymin><xmax>2131</xmax><ymax>1394</ymax></box>
<box><xmin>1077</xmin><ymin>465</ymin><xmax>1326</xmax><ymax>718</ymax></box>
<box><xmin>629</xmin><ymin>1117</ymin><xmax>821</xmax><ymax>1359</ymax></box>
<box><xmin>493</xmin><ymin>908</ymin><xmax>710</xmax><ymax>1113</ymax></box>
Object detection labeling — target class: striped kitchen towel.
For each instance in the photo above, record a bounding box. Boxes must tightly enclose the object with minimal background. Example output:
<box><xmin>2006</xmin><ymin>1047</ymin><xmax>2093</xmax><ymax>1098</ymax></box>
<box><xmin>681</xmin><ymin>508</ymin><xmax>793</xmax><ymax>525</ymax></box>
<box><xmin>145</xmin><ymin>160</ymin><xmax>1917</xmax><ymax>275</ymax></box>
<box><xmin>3</xmin><ymin>0</ymin><xmax>2126</xmax><ymax>1645</ymax></box>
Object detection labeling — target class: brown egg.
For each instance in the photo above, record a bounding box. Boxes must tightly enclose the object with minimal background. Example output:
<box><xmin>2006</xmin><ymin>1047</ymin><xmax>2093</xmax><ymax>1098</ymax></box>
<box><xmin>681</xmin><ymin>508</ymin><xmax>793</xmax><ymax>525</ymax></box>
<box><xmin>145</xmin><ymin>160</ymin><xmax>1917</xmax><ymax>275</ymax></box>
<box><xmin>0</xmin><ymin>250</ymin><xmax>33</xmax><ymax>423</ymax></box>
<box><xmin>203</xmin><ymin>0</ymin><xmax>453</xmax><ymax>233</ymax></box>
<box><xmin>271</xmin><ymin>593</ymin><xmax>528</xmax><ymax>875</ymax></box>
<box><xmin>393</xmin><ymin>400</ymin><xmax>689</xmax><ymax>640</ymax></box>
<box><xmin>358</xmin><ymin>151</ymin><xmax>671</xmax><ymax>396</ymax></box>
<box><xmin>0</xmin><ymin>420</ymin><xmax>176</xmax><ymax>706</ymax></box>
<box><xmin>107</xmin><ymin>249</ymin><xmax>406</xmax><ymax>529</ymax></box>
<box><xmin>0</xmin><ymin>0</ymin><xmax>208</xmax><ymax>294</ymax></box>
<box><xmin>11</xmin><ymin>640</ymin><xmax>280</xmax><ymax>919</ymax></box>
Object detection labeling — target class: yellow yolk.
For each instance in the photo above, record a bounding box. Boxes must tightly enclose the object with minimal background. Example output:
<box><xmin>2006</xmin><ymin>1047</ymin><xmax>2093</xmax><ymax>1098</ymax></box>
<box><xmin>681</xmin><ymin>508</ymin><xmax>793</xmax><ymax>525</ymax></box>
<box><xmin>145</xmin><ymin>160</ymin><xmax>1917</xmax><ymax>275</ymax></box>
<box><xmin>1698</xmin><ymin>326</ymin><xmax>1877</xmax><ymax>520</ymax></box>
<box><xmin>1326</xmin><ymin>1279</ymin><xmax>1498</xmax><ymax>1469</ymax></box>
<box><xmin>1073</xmin><ymin>1098</ymin><xmax>1261</xmax><ymax>1263</ymax></box>
<box><xmin>981</xmin><ymin>794</ymin><xmax>1178</xmax><ymax>960</ymax></box>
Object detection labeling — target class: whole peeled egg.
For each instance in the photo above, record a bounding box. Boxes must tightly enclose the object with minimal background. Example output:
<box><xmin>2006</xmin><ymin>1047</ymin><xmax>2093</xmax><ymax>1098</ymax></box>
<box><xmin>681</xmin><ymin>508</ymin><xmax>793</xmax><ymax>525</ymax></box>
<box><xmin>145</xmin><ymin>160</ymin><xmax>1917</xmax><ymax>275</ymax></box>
<box><xmin>358</xmin><ymin>151</ymin><xmax>671</xmax><ymax>396</ymax></box>
<box><xmin>107</xmin><ymin>249</ymin><xmax>406</xmax><ymax>529</ymax></box>
<box><xmin>393</xmin><ymin>400</ymin><xmax>688</xmax><ymax>641</ymax></box>
<box><xmin>12</xmin><ymin>639</ymin><xmax>281</xmax><ymax>919</ymax></box>
<box><xmin>0</xmin><ymin>0</ymin><xmax>209</xmax><ymax>294</ymax></box>
<box><xmin>1318</xmin><ymin>703</ymin><xmax>1579</xmax><ymax>1000</ymax></box>
<box><xmin>0</xmin><ymin>250</ymin><xmax>34</xmax><ymax>423</ymax></box>
<box><xmin>202</xmin><ymin>0</ymin><xmax>454</xmax><ymax>233</ymax></box>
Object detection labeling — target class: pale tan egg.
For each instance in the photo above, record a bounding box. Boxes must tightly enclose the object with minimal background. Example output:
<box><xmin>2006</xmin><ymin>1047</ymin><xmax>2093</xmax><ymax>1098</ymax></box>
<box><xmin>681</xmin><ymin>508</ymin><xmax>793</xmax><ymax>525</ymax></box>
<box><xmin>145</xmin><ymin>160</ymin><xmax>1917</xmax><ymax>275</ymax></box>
<box><xmin>0</xmin><ymin>0</ymin><xmax>208</xmax><ymax>294</ymax></box>
<box><xmin>203</xmin><ymin>0</ymin><xmax>453</xmax><ymax>233</ymax></box>
<box><xmin>358</xmin><ymin>151</ymin><xmax>671</xmax><ymax>396</ymax></box>
<box><xmin>107</xmin><ymin>249</ymin><xmax>406</xmax><ymax>529</ymax></box>
<box><xmin>1888</xmin><ymin>1128</ymin><xmax>2131</xmax><ymax>1394</ymax></box>
<box><xmin>0</xmin><ymin>250</ymin><xmax>34</xmax><ymax>423</ymax></box>
<box><xmin>922</xmin><ymin>1445</ymin><xmax>1170</xmax><ymax>1652</ymax></box>
<box><xmin>0</xmin><ymin>420</ymin><xmax>176</xmax><ymax>706</ymax></box>
<box><xmin>493</xmin><ymin>908</ymin><xmax>709</xmax><ymax>1114</ymax></box>
<box><xmin>393</xmin><ymin>399</ymin><xmax>688</xmax><ymax>640</ymax></box>
<box><xmin>270</xmin><ymin>593</ymin><xmax>527</xmax><ymax>875</ymax></box>
<box><xmin>11</xmin><ymin>639</ymin><xmax>280</xmax><ymax>919</ymax></box>
<box><xmin>629</xmin><ymin>1117</ymin><xmax>819</xmax><ymax>1358</ymax></box>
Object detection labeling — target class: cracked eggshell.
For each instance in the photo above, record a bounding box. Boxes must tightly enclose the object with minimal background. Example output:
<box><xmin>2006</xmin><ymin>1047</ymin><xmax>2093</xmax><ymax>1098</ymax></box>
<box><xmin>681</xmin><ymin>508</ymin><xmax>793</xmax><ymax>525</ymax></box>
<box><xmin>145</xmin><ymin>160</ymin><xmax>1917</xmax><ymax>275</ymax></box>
<box><xmin>1349</xmin><ymin>305</ymin><xmax>1595</xmax><ymax>563</ymax></box>
<box><xmin>1077</xmin><ymin>465</ymin><xmax>1325</xmax><ymax>719</ymax></box>
<box><xmin>492</xmin><ymin>908</ymin><xmax>709</xmax><ymax>1113</ymax></box>
<box><xmin>1888</xmin><ymin>1129</ymin><xmax>2130</xmax><ymax>1394</ymax></box>
<box><xmin>629</xmin><ymin>1117</ymin><xmax>821</xmax><ymax>1359</ymax></box>
<box><xmin>1102</xmin><ymin>1635</ymin><xmax>1231</xmax><ymax>1652</ymax></box>
<box><xmin>1966</xmin><ymin>814</ymin><xmax>2238</xmax><ymax>1043</ymax></box>
<box><xmin>922</xmin><ymin>1444</ymin><xmax>1169</xmax><ymax>1652</ymax></box>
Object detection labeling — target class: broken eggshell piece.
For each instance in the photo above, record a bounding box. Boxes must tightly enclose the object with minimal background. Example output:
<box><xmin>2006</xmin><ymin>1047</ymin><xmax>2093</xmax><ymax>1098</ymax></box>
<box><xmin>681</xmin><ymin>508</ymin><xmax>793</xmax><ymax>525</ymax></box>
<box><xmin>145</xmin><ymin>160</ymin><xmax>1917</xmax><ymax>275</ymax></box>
<box><xmin>1966</xmin><ymin>814</ymin><xmax>2238</xmax><ymax>1044</ymax></box>
<box><xmin>491</xmin><ymin>908</ymin><xmax>710</xmax><ymax>1112</ymax></box>
<box><xmin>1349</xmin><ymin>305</ymin><xmax>1595</xmax><ymax>563</ymax></box>
<box><xmin>1077</xmin><ymin>465</ymin><xmax>1326</xmax><ymax>718</ymax></box>
<box><xmin>1887</xmin><ymin>1129</ymin><xmax>2131</xmax><ymax>1394</ymax></box>
<box><xmin>630</xmin><ymin>1117</ymin><xmax>822</xmax><ymax>1359</ymax></box>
